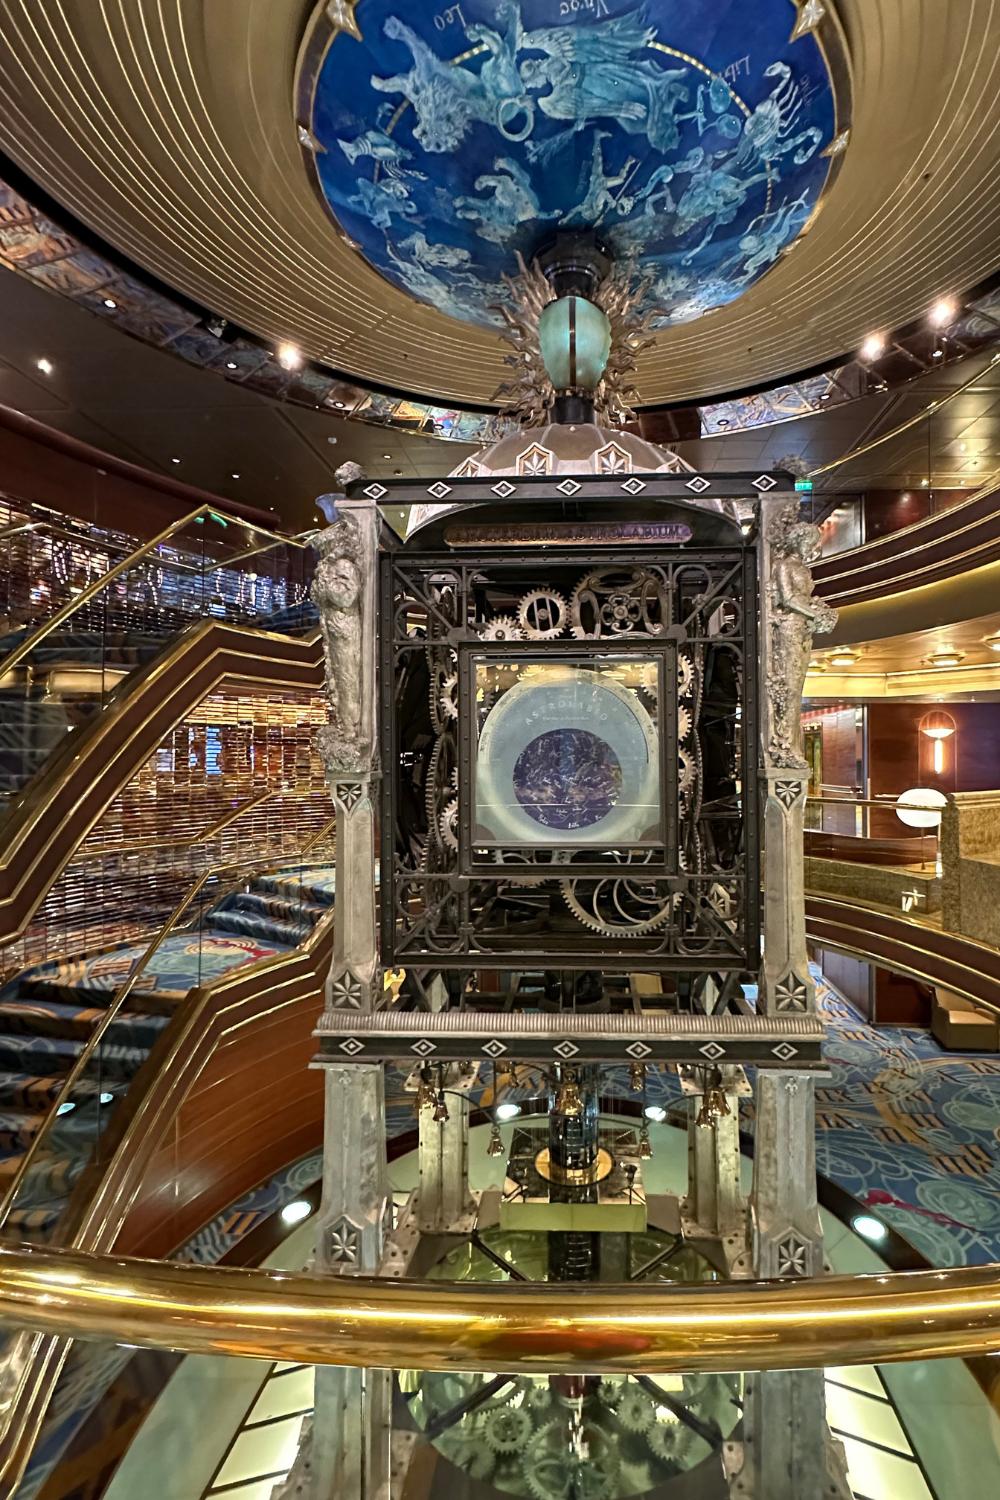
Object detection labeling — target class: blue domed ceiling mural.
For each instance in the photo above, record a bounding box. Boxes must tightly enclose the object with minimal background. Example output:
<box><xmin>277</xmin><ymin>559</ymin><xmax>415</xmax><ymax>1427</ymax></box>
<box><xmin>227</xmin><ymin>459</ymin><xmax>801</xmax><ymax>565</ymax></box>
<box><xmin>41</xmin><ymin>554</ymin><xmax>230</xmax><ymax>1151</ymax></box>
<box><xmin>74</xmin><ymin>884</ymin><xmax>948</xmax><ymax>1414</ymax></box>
<box><xmin>304</xmin><ymin>0</ymin><xmax>842</xmax><ymax>331</ymax></box>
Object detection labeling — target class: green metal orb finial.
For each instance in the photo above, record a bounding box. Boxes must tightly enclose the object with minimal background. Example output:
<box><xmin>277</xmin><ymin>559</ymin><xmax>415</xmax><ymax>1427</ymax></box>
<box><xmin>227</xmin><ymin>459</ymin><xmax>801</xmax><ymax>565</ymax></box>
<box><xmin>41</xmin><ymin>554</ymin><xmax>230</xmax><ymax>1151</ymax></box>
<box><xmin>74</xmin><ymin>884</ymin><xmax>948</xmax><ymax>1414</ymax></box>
<box><xmin>538</xmin><ymin>295</ymin><xmax>612</xmax><ymax>393</ymax></box>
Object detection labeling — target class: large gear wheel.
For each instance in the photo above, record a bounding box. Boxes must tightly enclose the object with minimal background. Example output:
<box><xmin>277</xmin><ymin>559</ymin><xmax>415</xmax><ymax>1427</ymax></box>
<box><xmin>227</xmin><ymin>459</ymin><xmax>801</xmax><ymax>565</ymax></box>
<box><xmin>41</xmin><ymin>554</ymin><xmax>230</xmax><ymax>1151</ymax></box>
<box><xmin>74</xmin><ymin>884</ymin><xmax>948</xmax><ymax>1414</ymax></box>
<box><xmin>560</xmin><ymin>875</ymin><xmax>674</xmax><ymax>937</ymax></box>
<box><xmin>678</xmin><ymin>746</ymin><xmax>695</xmax><ymax>795</ymax></box>
<box><xmin>523</xmin><ymin>1420</ymin><xmax>619</xmax><ymax>1500</ymax></box>
<box><xmin>427</xmin><ymin>648</ymin><xmax>457</xmax><ymax>734</ymax></box>
<box><xmin>678</xmin><ymin>651</ymin><xmax>695</xmax><ymax>697</ymax></box>
<box><xmin>482</xmin><ymin>614</ymin><xmax>525</xmax><ymax>641</ymax></box>
<box><xmin>677</xmin><ymin>703</ymin><xmax>692</xmax><ymax>741</ymax></box>
<box><xmin>517</xmin><ymin>589</ymin><xmax>568</xmax><ymax>640</ymax></box>
<box><xmin>480</xmin><ymin>1404</ymin><xmax>533</xmax><ymax>1455</ymax></box>
<box><xmin>439</xmin><ymin>671</ymin><xmax>459</xmax><ymax>721</ymax></box>
<box><xmin>438</xmin><ymin>796</ymin><xmax>459</xmax><ymax>852</ymax></box>
<box><xmin>615</xmin><ymin>1384</ymin><xmax>655</xmax><ymax>1434</ymax></box>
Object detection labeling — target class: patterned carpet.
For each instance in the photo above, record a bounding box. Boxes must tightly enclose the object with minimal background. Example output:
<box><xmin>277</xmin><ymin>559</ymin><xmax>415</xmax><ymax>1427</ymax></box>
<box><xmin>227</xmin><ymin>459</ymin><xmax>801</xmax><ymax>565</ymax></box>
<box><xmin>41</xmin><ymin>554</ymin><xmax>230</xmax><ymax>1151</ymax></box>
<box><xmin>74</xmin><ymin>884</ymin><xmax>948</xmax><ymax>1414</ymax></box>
<box><xmin>0</xmin><ymin>866</ymin><xmax>335</xmax><ymax>1242</ymax></box>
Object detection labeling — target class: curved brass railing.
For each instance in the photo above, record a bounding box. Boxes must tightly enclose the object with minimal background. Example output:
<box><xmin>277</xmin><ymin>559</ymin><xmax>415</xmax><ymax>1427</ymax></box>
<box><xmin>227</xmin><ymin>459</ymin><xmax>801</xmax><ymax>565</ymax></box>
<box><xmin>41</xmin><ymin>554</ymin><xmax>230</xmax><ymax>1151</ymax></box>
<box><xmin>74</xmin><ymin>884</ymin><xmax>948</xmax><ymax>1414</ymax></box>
<box><xmin>0</xmin><ymin>1242</ymin><xmax>998</xmax><ymax>1374</ymax></box>
<box><xmin>0</xmin><ymin>502</ymin><xmax>309</xmax><ymax>681</ymax></box>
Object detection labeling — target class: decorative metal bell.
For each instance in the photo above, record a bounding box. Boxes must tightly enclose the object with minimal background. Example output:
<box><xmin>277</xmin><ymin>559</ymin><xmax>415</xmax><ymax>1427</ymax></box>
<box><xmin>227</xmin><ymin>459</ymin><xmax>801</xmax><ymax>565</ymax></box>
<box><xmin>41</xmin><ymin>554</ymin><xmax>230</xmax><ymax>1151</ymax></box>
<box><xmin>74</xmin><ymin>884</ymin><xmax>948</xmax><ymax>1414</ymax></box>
<box><xmin>487</xmin><ymin>1124</ymin><xmax>505</xmax><ymax>1157</ymax></box>
<box><xmin>432</xmin><ymin>1092</ymin><xmax>450</xmax><ymax>1123</ymax></box>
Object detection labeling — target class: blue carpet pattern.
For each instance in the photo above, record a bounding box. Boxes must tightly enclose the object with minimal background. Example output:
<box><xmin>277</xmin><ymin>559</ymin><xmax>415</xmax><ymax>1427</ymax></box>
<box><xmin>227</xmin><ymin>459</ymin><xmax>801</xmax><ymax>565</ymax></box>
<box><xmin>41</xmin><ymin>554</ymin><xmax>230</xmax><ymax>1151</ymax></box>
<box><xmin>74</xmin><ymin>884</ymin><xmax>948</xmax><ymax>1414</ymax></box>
<box><xmin>0</xmin><ymin>866</ymin><xmax>334</xmax><ymax>1243</ymax></box>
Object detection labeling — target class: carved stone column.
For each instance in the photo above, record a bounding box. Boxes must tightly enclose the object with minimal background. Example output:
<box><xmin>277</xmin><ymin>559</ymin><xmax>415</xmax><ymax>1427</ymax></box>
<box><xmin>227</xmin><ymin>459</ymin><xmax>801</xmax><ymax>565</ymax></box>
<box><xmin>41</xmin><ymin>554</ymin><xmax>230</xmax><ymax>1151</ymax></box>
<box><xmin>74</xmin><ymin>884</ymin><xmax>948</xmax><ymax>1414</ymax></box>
<box><xmin>308</xmin><ymin>484</ymin><xmax>390</xmax><ymax>1498</ymax></box>
<box><xmin>756</xmin><ymin>494</ymin><xmax>835</xmax><ymax>1018</ymax></box>
<box><xmin>678</xmin><ymin>1065</ymin><xmax>750</xmax><ymax>1274</ymax></box>
<box><xmin>750</xmin><ymin>1071</ymin><xmax>823</xmax><ymax>1277</ymax></box>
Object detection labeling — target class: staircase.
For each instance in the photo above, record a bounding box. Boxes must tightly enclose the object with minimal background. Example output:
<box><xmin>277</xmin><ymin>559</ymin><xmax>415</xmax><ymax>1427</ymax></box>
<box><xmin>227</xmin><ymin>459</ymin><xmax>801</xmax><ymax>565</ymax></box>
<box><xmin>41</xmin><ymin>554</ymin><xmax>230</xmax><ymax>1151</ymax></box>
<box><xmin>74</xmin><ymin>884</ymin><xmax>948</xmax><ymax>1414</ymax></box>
<box><xmin>0</xmin><ymin>628</ymin><xmax>164</xmax><ymax>817</ymax></box>
<box><xmin>0</xmin><ymin>866</ymin><xmax>334</xmax><ymax>1243</ymax></box>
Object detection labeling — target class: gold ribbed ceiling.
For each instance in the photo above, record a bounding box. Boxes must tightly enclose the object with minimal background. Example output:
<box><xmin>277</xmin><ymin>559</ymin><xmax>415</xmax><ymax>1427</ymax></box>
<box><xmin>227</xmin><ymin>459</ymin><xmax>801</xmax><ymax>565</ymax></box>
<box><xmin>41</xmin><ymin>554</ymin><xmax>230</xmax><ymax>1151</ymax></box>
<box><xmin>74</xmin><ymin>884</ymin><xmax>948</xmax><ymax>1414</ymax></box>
<box><xmin>0</xmin><ymin>0</ymin><xmax>998</xmax><ymax>406</ymax></box>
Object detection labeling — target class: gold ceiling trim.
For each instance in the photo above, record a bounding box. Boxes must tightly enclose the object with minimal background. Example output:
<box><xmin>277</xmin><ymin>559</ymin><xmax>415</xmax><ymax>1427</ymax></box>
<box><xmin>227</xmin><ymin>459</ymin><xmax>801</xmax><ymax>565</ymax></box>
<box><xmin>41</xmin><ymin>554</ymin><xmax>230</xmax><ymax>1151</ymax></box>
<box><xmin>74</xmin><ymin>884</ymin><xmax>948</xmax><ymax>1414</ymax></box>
<box><xmin>0</xmin><ymin>2</ymin><xmax>997</xmax><ymax>404</ymax></box>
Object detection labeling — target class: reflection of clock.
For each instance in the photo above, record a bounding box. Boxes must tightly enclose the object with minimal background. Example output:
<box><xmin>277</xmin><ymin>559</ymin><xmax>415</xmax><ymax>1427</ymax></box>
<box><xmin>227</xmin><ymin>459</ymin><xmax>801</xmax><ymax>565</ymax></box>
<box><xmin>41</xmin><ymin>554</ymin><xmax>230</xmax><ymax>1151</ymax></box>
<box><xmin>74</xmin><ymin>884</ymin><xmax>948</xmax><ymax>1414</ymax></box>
<box><xmin>475</xmin><ymin>667</ymin><xmax>659</xmax><ymax>847</ymax></box>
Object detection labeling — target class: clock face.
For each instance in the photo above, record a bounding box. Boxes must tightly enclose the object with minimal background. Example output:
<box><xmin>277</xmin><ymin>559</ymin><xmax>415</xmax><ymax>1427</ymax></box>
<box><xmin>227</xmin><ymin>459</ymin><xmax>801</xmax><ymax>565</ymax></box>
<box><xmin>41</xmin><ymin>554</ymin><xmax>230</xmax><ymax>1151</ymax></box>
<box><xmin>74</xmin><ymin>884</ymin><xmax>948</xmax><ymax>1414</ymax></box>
<box><xmin>474</xmin><ymin>663</ymin><xmax>660</xmax><ymax>848</ymax></box>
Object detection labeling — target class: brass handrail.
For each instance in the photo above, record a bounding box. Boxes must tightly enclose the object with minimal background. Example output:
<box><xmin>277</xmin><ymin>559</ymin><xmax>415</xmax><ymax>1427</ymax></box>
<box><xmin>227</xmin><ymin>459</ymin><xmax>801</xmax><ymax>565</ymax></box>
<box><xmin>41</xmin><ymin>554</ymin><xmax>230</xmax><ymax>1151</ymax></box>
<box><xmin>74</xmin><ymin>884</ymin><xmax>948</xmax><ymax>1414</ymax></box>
<box><xmin>0</xmin><ymin>830</ymin><xmax>338</xmax><ymax>1233</ymax></box>
<box><xmin>806</xmin><ymin>794</ymin><xmax>945</xmax><ymax>812</ymax></box>
<box><xmin>73</xmin><ymin>787</ymin><xmax>329</xmax><ymax>861</ymax></box>
<box><xmin>0</xmin><ymin>862</ymin><xmax>238</xmax><ymax>1231</ymax></box>
<box><xmin>0</xmin><ymin>1242</ymin><xmax>998</xmax><ymax>1373</ymax></box>
<box><xmin>0</xmin><ymin>504</ymin><xmax>309</xmax><ymax>680</ymax></box>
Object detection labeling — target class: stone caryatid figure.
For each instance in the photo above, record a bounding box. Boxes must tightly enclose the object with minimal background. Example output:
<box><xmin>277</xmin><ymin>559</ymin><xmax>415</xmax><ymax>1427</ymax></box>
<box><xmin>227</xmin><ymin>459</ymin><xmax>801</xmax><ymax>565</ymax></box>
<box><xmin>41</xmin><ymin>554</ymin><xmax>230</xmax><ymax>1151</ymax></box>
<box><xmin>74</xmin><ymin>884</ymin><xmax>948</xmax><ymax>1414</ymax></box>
<box><xmin>311</xmin><ymin>463</ymin><xmax>375</xmax><ymax>781</ymax></box>
<box><xmin>312</xmin><ymin>517</ymin><xmax>366</xmax><ymax>775</ymax></box>
<box><xmin>767</xmin><ymin>503</ymin><xmax>836</xmax><ymax>768</ymax></box>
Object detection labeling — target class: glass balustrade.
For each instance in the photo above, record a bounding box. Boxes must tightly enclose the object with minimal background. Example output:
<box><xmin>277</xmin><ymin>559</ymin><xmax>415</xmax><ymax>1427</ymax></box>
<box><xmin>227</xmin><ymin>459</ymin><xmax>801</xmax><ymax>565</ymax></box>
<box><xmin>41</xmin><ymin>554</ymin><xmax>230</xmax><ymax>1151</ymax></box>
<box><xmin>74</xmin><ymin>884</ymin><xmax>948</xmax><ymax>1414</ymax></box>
<box><xmin>0</xmin><ymin>491</ymin><xmax>316</xmax><ymax>824</ymax></box>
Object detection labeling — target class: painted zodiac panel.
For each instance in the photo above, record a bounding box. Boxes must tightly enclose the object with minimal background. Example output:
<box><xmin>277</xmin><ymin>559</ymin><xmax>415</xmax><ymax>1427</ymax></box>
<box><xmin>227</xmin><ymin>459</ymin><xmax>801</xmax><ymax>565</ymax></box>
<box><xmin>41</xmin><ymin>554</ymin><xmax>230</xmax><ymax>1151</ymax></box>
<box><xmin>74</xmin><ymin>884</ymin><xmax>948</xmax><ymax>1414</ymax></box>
<box><xmin>307</xmin><ymin>0</ymin><xmax>841</xmax><ymax>329</ymax></box>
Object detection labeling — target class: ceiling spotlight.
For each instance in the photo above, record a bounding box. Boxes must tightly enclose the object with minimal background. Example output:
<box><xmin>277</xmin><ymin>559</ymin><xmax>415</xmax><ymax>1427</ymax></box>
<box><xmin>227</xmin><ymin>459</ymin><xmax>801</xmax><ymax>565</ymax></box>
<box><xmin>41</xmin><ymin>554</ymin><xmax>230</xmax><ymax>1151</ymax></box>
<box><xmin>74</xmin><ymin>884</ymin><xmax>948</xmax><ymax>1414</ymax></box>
<box><xmin>99</xmin><ymin>1091</ymin><xmax>115</xmax><ymax>1105</ymax></box>
<box><xmin>225</xmin><ymin>359</ymin><xmax>238</xmax><ymax>370</ymax></box>
<box><xmin>394</xmin><ymin>468</ymin><xmax>403</xmax><ymax>475</ymax></box>
<box><xmin>280</xmin><ymin>1199</ymin><xmax>313</xmax><ymax>1226</ymax></box>
<box><xmin>819</xmin><ymin>391</ymin><xmax>831</xmax><ymax>401</ymax></box>
<box><xmin>35</xmin><ymin>357</ymin><xmax>54</xmax><ymax>375</ymax></box>
<box><xmin>170</xmin><ymin>456</ymin><xmax>181</xmax><ymax>465</ymax></box>
<box><xmin>851</xmin><ymin>1213</ymin><xmax>888</xmax><ymax>1244</ymax></box>
<box><xmin>931</xmin><ymin>348</ymin><xmax>943</xmax><ymax>358</ymax></box>
<box><xmin>644</xmin><ymin>1103</ymin><xmax>667</xmax><ymax>1123</ymax></box>
<box><xmin>333</xmin><ymin>399</ymin><xmax>346</xmax><ymax>408</ymax></box>
<box><xmin>382</xmin><ymin>452</ymin><xmax>392</xmax><ymax>460</ymax></box>
<box><xmin>495</xmin><ymin>1101</ymin><xmax>521</xmax><ymax>1122</ymax></box>
<box><xmin>277</xmin><ymin>342</ymin><xmax>303</xmax><ymax>371</ymax></box>
<box><xmin>921</xmin><ymin>477</ymin><xmax>929</xmax><ymax>486</ymax></box>
<box><xmin>927</xmin><ymin>649</ymin><xmax>964</xmax><ymax>668</ymax></box>
<box><xmin>230</xmin><ymin>472</ymin><xmax>240</xmax><ymax>479</ymax></box>
<box><xmin>860</xmin><ymin>332</ymin><xmax>885</xmax><ymax>361</ymax></box>
<box><xmin>929</xmin><ymin>297</ymin><xmax>957</xmax><ymax>328</ymax></box>
<box><xmin>717</xmin><ymin>417</ymin><xmax>730</xmax><ymax>428</ymax></box>
<box><xmin>102</xmin><ymin>296</ymin><xmax>118</xmax><ymax>309</ymax></box>
<box><xmin>828</xmin><ymin>648</ymin><xmax>861</xmax><ymax>668</ymax></box>
<box><xmin>985</xmin><ymin>634</ymin><xmax>1000</xmax><ymax>653</ymax></box>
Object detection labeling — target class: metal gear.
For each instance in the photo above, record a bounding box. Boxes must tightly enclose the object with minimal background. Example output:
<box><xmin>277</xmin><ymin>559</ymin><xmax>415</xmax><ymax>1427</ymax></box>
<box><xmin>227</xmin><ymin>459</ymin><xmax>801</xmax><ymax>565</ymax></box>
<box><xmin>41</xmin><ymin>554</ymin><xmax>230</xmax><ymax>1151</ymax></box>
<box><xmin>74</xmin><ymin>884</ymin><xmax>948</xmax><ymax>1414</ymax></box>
<box><xmin>678</xmin><ymin>746</ymin><xmax>695</xmax><ymax>795</ymax></box>
<box><xmin>678</xmin><ymin>651</ymin><xmax>695</xmax><ymax>697</ymax></box>
<box><xmin>439</xmin><ymin>671</ymin><xmax>459</xmax><ymax>721</ymax></box>
<box><xmin>517</xmin><ymin>589</ymin><xmax>568</xmax><ymax>640</ymax></box>
<box><xmin>482</xmin><ymin>614</ymin><xmax>525</xmax><ymax>641</ymax></box>
<box><xmin>677</xmin><ymin>703</ymin><xmax>692</xmax><ymax>740</ymax></box>
<box><xmin>615</xmin><ymin>1384</ymin><xmax>655</xmax><ymax>1434</ymax></box>
<box><xmin>481</xmin><ymin>1404</ymin><xmax>533</xmax><ymax>1455</ymax></box>
<box><xmin>427</xmin><ymin>648</ymin><xmax>457</xmax><ymax>733</ymax></box>
<box><xmin>523</xmin><ymin>1420</ymin><xmax>619</xmax><ymax>1500</ymax></box>
<box><xmin>435</xmin><ymin>1429</ymin><xmax>497</xmax><ymax>1482</ymax></box>
<box><xmin>645</xmin><ymin>1413</ymin><xmax>693</xmax><ymax>1465</ymax></box>
<box><xmin>560</xmin><ymin>875</ymin><xmax>674</xmax><ymax>937</ymax></box>
<box><xmin>438</xmin><ymin>796</ymin><xmax>459</xmax><ymax>852</ymax></box>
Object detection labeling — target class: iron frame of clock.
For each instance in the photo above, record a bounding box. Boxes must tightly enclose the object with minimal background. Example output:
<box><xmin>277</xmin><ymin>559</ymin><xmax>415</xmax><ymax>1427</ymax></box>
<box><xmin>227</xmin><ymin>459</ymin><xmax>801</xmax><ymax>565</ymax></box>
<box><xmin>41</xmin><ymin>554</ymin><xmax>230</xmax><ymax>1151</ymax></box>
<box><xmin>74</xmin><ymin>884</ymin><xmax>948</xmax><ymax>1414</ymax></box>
<box><xmin>378</xmin><ymin>543</ymin><xmax>760</xmax><ymax>974</ymax></box>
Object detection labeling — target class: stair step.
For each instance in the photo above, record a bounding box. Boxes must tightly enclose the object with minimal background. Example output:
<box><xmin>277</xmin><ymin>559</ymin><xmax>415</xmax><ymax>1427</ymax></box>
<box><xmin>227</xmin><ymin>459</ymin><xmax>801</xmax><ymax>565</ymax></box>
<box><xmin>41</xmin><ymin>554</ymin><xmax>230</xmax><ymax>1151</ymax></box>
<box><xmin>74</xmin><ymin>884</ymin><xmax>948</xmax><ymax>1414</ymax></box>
<box><xmin>0</xmin><ymin>1032</ymin><xmax>150</xmax><ymax>1083</ymax></box>
<box><xmin>19</xmin><ymin>977</ymin><xmax>176</xmax><ymax>1017</ymax></box>
<box><xmin>0</xmin><ymin>998</ymin><xmax>167</xmax><ymax>1050</ymax></box>
<box><xmin>228</xmin><ymin>891</ymin><xmax>328</xmax><ymax>922</ymax></box>
<box><xmin>208</xmin><ymin>911</ymin><xmax>304</xmax><ymax>947</ymax></box>
<box><xmin>0</xmin><ymin>1071</ymin><xmax>109</xmax><ymax>1110</ymax></box>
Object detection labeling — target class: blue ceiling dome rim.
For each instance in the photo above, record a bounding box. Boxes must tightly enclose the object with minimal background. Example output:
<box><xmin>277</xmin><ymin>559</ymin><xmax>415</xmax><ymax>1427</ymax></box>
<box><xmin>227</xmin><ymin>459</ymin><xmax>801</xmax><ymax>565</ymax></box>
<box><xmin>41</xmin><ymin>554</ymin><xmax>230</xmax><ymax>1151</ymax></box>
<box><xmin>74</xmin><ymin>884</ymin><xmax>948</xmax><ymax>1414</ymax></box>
<box><xmin>296</xmin><ymin>0</ymin><xmax>852</xmax><ymax>337</ymax></box>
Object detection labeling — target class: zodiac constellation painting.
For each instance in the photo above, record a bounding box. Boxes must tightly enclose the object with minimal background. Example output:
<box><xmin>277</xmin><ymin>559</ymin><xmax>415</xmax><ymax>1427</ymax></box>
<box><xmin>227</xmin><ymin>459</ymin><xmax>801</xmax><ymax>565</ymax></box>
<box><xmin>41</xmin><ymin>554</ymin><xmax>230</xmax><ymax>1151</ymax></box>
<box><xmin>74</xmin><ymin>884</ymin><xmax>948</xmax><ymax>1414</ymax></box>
<box><xmin>307</xmin><ymin>0</ymin><xmax>840</xmax><ymax>330</ymax></box>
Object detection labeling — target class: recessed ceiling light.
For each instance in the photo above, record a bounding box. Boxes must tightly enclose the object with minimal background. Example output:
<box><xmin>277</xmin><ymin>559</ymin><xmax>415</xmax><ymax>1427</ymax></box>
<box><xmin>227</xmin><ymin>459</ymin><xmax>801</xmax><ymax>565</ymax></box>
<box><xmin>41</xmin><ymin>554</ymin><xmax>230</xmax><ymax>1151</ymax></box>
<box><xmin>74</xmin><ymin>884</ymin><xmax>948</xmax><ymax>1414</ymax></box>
<box><xmin>35</xmin><ymin>357</ymin><xmax>54</xmax><ymax>375</ymax></box>
<box><xmin>851</xmin><ymin>1213</ymin><xmax>888</xmax><ymax>1243</ymax></box>
<box><xmin>333</xmin><ymin>399</ymin><xmax>345</xmax><ymax>408</ymax></box>
<box><xmin>277</xmin><ymin>342</ymin><xmax>303</xmax><ymax>371</ymax></box>
<box><xmin>394</xmin><ymin>469</ymin><xmax>403</xmax><ymax>475</ymax></box>
<box><xmin>928</xmin><ymin>649</ymin><xmax>964</xmax><ymax>668</ymax></box>
<box><xmin>225</xmin><ymin>359</ymin><xmax>238</xmax><ymax>370</ymax></box>
<box><xmin>985</xmin><ymin>634</ymin><xmax>1000</xmax><ymax>653</ymax></box>
<box><xmin>280</xmin><ymin>1199</ymin><xmax>313</xmax><ymax>1226</ymax></box>
<box><xmin>931</xmin><ymin>348</ymin><xmax>943</xmax><ymax>358</ymax></box>
<box><xmin>382</xmin><ymin>452</ymin><xmax>392</xmax><ymax>460</ymax></box>
<box><xmin>102</xmin><ymin>296</ymin><xmax>117</xmax><ymax>309</ymax></box>
<box><xmin>860</xmin><ymin>332</ymin><xmax>885</xmax><ymax>361</ymax></box>
<box><xmin>170</xmin><ymin>456</ymin><xmax>181</xmax><ymax>464</ymax></box>
<box><xmin>828</xmin><ymin>649</ymin><xmax>861</xmax><ymax>668</ymax></box>
<box><xmin>929</xmin><ymin>297</ymin><xmax>957</xmax><ymax>328</ymax></box>
<box><xmin>819</xmin><ymin>390</ymin><xmax>831</xmax><ymax>401</ymax></box>
<box><xmin>921</xmin><ymin>477</ymin><xmax>929</xmax><ymax>486</ymax></box>
<box><xmin>230</xmin><ymin>472</ymin><xmax>240</xmax><ymax>479</ymax></box>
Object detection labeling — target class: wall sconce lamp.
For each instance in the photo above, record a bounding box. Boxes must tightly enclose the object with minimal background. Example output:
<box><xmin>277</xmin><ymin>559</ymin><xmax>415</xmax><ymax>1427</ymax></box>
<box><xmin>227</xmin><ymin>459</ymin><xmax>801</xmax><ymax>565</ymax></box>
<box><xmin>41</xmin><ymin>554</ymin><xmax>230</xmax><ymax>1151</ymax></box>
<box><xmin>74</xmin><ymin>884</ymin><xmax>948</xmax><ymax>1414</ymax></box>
<box><xmin>919</xmin><ymin>709</ymin><xmax>957</xmax><ymax>775</ymax></box>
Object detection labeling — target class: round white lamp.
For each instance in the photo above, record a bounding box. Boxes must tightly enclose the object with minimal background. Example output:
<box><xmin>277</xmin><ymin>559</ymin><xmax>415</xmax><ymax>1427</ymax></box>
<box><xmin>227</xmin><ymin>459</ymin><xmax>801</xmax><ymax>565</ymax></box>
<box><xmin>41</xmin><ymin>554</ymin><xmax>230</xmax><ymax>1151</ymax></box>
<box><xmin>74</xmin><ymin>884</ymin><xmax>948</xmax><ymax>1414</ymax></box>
<box><xmin>894</xmin><ymin>787</ymin><xmax>947</xmax><ymax>829</ymax></box>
